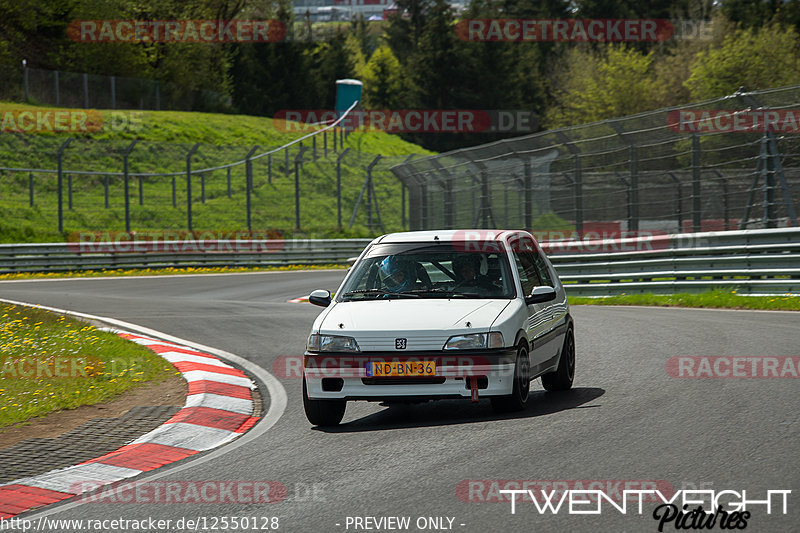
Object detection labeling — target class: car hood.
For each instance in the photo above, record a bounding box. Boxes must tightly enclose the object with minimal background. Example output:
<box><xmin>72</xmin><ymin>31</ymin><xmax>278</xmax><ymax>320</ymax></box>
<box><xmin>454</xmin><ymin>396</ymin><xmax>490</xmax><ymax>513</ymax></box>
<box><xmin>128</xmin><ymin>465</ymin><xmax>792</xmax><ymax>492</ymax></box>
<box><xmin>318</xmin><ymin>299</ymin><xmax>511</xmax><ymax>333</ymax></box>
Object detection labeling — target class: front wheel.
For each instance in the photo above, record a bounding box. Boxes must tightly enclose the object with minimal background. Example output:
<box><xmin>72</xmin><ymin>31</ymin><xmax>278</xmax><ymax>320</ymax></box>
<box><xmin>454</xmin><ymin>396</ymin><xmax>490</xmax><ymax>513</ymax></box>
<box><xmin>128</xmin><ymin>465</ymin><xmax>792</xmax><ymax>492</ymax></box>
<box><xmin>303</xmin><ymin>379</ymin><xmax>346</xmax><ymax>426</ymax></box>
<box><xmin>541</xmin><ymin>325</ymin><xmax>575</xmax><ymax>391</ymax></box>
<box><xmin>491</xmin><ymin>343</ymin><xmax>531</xmax><ymax>412</ymax></box>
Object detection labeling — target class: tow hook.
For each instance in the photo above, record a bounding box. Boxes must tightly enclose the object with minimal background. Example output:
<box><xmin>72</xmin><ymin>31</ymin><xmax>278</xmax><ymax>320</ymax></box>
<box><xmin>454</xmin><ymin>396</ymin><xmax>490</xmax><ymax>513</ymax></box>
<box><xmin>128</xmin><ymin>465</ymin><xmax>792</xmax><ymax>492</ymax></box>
<box><xmin>469</xmin><ymin>377</ymin><xmax>479</xmax><ymax>402</ymax></box>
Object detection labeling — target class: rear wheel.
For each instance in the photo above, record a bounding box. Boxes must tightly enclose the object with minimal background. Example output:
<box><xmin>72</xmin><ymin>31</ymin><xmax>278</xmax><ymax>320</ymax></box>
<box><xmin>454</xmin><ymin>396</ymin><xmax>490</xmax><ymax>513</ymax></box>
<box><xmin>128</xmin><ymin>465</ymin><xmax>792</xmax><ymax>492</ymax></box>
<box><xmin>541</xmin><ymin>325</ymin><xmax>575</xmax><ymax>391</ymax></box>
<box><xmin>491</xmin><ymin>343</ymin><xmax>531</xmax><ymax>412</ymax></box>
<box><xmin>303</xmin><ymin>379</ymin><xmax>346</xmax><ymax>426</ymax></box>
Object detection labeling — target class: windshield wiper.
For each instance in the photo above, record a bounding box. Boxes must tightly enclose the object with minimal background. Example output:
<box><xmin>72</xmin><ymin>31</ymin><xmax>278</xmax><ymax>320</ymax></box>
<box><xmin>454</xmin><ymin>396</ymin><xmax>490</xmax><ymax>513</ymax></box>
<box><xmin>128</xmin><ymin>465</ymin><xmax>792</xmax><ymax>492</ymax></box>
<box><xmin>404</xmin><ymin>288</ymin><xmax>480</xmax><ymax>299</ymax></box>
<box><xmin>340</xmin><ymin>289</ymin><xmax>420</xmax><ymax>300</ymax></box>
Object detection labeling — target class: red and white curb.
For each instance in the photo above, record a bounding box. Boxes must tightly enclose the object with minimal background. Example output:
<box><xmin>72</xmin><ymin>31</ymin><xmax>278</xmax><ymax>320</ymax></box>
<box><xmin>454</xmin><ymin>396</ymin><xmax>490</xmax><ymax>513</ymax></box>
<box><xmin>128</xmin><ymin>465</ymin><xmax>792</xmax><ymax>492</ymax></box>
<box><xmin>0</xmin><ymin>331</ymin><xmax>259</xmax><ymax>519</ymax></box>
<box><xmin>287</xmin><ymin>296</ymin><xmax>308</xmax><ymax>303</ymax></box>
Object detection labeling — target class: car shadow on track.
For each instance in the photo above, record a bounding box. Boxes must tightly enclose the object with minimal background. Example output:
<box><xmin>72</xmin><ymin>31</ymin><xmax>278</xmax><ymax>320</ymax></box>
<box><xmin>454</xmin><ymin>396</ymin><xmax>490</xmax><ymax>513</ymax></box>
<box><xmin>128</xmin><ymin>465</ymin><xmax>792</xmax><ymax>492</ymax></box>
<box><xmin>314</xmin><ymin>387</ymin><xmax>605</xmax><ymax>432</ymax></box>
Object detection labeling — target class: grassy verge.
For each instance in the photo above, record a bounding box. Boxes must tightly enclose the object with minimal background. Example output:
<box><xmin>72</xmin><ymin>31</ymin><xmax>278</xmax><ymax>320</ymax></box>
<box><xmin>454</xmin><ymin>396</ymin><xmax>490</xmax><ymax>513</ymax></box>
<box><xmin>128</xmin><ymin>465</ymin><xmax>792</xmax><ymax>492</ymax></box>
<box><xmin>0</xmin><ymin>102</ymin><xmax>434</xmax><ymax>243</ymax></box>
<box><xmin>568</xmin><ymin>290</ymin><xmax>800</xmax><ymax>311</ymax></box>
<box><xmin>0</xmin><ymin>264</ymin><xmax>349</xmax><ymax>281</ymax></box>
<box><xmin>0</xmin><ymin>303</ymin><xmax>178</xmax><ymax>428</ymax></box>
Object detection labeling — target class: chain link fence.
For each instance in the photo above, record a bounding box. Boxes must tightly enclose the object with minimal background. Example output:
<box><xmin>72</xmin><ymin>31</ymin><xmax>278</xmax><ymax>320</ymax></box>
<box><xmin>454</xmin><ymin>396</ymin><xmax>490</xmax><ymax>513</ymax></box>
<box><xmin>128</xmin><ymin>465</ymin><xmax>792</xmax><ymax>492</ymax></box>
<box><xmin>0</xmin><ymin>65</ymin><xmax>230</xmax><ymax>112</ymax></box>
<box><xmin>0</xmin><ymin>124</ymin><xmax>415</xmax><ymax>239</ymax></box>
<box><xmin>390</xmin><ymin>86</ymin><xmax>800</xmax><ymax>236</ymax></box>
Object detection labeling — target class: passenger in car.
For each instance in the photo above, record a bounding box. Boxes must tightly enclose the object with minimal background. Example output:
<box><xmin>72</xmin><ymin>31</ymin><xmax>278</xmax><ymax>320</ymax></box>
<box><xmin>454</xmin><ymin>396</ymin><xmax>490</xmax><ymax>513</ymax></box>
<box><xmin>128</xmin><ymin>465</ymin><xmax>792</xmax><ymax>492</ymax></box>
<box><xmin>453</xmin><ymin>255</ymin><xmax>499</xmax><ymax>296</ymax></box>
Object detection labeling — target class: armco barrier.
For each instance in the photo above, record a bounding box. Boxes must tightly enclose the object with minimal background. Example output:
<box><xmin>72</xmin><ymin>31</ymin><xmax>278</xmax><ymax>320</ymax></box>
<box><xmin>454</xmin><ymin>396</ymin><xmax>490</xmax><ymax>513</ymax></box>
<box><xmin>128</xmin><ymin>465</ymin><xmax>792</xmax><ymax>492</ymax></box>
<box><xmin>0</xmin><ymin>228</ymin><xmax>797</xmax><ymax>296</ymax></box>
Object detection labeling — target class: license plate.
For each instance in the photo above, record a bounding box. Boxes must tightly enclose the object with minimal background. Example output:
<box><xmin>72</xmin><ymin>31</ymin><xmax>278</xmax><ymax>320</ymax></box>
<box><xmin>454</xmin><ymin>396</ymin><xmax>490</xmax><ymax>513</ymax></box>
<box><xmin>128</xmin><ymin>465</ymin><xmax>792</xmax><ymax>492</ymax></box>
<box><xmin>366</xmin><ymin>361</ymin><xmax>436</xmax><ymax>377</ymax></box>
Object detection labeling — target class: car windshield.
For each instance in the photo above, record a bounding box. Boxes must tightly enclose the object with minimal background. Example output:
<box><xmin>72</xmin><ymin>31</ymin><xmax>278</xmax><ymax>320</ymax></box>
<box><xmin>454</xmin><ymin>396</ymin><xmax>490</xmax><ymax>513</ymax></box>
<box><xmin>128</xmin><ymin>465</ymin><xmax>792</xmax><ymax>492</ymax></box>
<box><xmin>338</xmin><ymin>242</ymin><xmax>516</xmax><ymax>301</ymax></box>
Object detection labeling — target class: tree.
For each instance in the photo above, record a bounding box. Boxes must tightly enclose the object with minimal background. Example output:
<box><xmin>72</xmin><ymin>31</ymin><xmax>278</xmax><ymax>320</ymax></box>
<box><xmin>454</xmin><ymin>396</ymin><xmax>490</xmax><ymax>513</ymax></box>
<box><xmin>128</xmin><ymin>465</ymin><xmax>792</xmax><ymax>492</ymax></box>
<box><xmin>684</xmin><ymin>23</ymin><xmax>800</xmax><ymax>100</ymax></box>
<box><xmin>545</xmin><ymin>44</ymin><xmax>656</xmax><ymax>127</ymax></box>
<box><xmin>361</xmin><ymin>44</ymin><xmax>406</xmax><ymax>109</ymax></box>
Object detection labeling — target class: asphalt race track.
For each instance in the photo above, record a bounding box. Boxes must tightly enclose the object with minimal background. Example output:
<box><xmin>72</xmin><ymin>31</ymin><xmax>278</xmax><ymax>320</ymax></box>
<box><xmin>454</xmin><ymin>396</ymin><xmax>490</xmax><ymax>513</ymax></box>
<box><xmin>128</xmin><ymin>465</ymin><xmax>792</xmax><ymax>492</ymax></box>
<box><xmin>1</xmin><ymin>271</ymin><xmax>798</xmax><ymax>532</ymax></box>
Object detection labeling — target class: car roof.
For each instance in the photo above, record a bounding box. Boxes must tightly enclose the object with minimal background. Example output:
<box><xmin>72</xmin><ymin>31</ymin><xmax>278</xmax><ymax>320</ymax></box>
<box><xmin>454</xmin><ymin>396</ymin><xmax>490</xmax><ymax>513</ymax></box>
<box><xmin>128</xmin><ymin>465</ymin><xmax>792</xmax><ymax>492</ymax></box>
<box><xmin>376</xmin><ymin>229</ymin><xmax>533</xmax><ymax>244</ymax></box>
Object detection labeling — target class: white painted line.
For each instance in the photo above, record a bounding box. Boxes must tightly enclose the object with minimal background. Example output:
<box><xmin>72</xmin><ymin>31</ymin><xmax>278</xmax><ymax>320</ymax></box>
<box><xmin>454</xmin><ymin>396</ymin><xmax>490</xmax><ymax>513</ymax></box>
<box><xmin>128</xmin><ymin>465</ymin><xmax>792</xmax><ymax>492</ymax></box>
<box><xmin>130</xmin><ymin>423</ymin><xmax>240</xmax><ymax>452</ymax></box>
<box><xmin>181</xmin><ymin>370</ymin><xmax>253</xmax><ymax>388</ymax></box>
<box><xmin>159</xmin><ymin>351</ymin><xmax>231</xmax><ymax>368</ymax></box>
<box><xmin>18</xmin><ymin>464</ymin><xmax>142</xmax><ymax>494</ymax></box>
<box><xmin>184</xmin><ymin>393</ymin><xmax>253</xmax><ymax>415</ymax></box>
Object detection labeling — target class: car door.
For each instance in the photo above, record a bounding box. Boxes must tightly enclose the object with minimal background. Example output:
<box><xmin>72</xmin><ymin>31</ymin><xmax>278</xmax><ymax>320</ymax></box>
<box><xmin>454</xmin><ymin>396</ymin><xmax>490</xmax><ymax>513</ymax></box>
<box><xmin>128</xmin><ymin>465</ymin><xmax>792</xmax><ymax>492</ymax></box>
<box><xmin>511</xmin><ymin>247</ymin><xmax>553</xmax><ymax>367</ymax></box>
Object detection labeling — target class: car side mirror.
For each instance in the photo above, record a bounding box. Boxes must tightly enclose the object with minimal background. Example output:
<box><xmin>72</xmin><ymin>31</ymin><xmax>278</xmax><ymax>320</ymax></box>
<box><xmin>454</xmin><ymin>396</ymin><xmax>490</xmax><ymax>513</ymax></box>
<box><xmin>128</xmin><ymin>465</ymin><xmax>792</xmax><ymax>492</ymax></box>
<box><xmin>525</xmin><ymin>286</ymin><xmax>556</xmax><ymax>305</ymax></box>
<box><xmin>309</xmin><ymin>289</ymin><xmax>332</xmax><ymax>307</ymax></box>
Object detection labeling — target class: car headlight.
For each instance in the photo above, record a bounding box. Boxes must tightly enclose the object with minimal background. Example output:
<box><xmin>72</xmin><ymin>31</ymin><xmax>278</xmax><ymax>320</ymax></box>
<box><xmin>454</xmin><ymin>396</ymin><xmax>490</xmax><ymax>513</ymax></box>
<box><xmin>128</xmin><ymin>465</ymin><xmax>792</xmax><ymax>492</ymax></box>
<box><xmin>443</xmin><ymin>332</ymin><xmax>504</xmax><ymax>350</ymax></box>
<box><xmin>307</xmin><ymin>333</ymin><xmax>360</xmax><ymax>353</ymax></box>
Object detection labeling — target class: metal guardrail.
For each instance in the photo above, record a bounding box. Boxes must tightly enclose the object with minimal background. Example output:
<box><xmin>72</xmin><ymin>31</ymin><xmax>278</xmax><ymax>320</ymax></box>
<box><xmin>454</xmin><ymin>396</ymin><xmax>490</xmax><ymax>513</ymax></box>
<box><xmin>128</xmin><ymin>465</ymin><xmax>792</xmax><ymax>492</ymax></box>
<box><xmin>546</xmin><ymin>227</ymin><xmax>800</xmax><ymax>296</ymax></box>
<box><xmin>0</xmin><ymin>229</ymin><xmax>797</xmax><ymax>296</ymax></box>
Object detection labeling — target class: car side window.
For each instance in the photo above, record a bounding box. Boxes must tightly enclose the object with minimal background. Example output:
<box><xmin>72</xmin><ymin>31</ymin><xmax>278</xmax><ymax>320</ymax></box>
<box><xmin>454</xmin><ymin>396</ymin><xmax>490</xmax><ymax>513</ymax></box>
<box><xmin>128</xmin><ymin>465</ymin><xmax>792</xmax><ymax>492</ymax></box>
<box><xmin>513</xmin><ymin>251</ymin><xmax>542</xmax><ymax>297</ymax></box>
<box><xmin>532</xmin><ymin>251</ymin><xmax>554</xmax><ymax>287</ymax></box>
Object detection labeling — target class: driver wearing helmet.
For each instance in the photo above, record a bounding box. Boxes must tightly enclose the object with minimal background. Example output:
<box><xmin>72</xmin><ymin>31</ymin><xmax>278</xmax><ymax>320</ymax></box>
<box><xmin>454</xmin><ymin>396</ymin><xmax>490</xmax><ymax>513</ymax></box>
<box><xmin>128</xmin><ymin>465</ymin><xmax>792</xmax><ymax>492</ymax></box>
<box><xmin>379</xmin><ymin>255</ymin><xmax>416</xmax><ymax>292</ymax></box>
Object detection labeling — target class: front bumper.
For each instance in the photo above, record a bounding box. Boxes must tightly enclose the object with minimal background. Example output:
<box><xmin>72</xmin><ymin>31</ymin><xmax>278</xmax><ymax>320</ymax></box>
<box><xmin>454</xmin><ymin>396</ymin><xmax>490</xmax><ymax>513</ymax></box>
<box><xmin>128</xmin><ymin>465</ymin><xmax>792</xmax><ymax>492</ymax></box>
<box><xmin>303</xmin><ymin>349</ymin><xmax>517</xmax><ymax>400</ymax></box>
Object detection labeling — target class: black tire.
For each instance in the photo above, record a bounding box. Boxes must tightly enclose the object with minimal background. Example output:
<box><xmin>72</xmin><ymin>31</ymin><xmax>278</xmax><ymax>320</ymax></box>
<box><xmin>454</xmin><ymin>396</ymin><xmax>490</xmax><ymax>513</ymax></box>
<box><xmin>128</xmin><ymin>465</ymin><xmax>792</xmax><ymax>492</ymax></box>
<box><xmin>303</xmin><ymin>379</ymin><xmax>346</xmax><ymax>426</ymax></box>
<box><xmin>541</xmin><ymin>325</ymin><xmax>575</xmax><ymax>391</ymax></box>
<box><xmin>491</xmin><ymin>343</ymin><xmax>531</xmax><ymax>412</ymax></box>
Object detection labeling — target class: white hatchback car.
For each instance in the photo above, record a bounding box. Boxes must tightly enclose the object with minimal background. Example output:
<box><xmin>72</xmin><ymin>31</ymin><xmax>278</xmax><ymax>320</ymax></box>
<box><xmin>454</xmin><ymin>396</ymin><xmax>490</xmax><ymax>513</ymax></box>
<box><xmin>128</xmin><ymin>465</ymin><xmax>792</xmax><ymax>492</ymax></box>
<box><xmin>303</xmin><ymin>230</ymin><xmax>575</xmax><ymax>426</ymax></box>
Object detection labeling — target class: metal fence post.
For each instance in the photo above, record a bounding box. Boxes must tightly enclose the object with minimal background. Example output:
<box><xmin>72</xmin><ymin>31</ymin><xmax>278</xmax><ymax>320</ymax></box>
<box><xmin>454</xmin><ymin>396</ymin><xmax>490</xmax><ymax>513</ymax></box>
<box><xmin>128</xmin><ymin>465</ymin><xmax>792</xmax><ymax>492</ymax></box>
<box><xmin>268</xmin><ymin>153</ymin><xmax>272</xmax><ymax>184</ymax></box>
<box><xmin>122</xmin><ymin>140</ymin><xmax>137</xmax><ymax>233</ymax></box>
<box><xmin>324</xmin><ymin>130</ymin><xmax>328</xmax><ymax>158</ymax></box>
<box><xmin>29</xmin><ymin>172</ymin><xmax>34</xmax><ymax>207</ymax></box>
<box><xmin>336</xmin><ymin>148</ymin><xmax>351</xmax><ymax>229</ymax></box>
<box><xmin>172</xmin><ymin>177</ymin><xmax>176</xmax><ymax>208</ymax></box>
<box><xmin>245</xmin><ymin>146</ymin><xmax>259</xmax><ymax>232</ymax></box>
<box><xmin>285</xmin><ymin>147</ymin><xmax>290</xmax><ymax>177</ymax></box>
<box><xmin>111</xmin><ymin>75</ymin><xmax>116</xmax><ymax>109</ymax></box>
<box><xmin>201</xmin><ymin>173</ymin><xmax>206</xmax><ymax>203</ymax></box>
<box><xmin>294</xmin><ymin>147</ymin><xmax>308</xmax><ymax>230</ymax></box>
<box><xmin>523</xmin><ymin>160</ymin><xmax>532</xmax><ymax>229</ymax></box>
<box><xmin>630</xmin><ymin>144</ymin><xmax>639</xmax><ymax>232</ymax></box>
<box><xmin>56</xmin><ymin>139</ymin><xmax>73</xmax><ymax>233</ymax></box>
<box><xmin>186</xmin><ymin>143</ymin><xmax>200</xmax><ymax>231</ymax></box>
<box><xmin>402</xmin><ymin>185</ymin><xmax>406</xmax><ymax>229</ymax></box>
<box><xmin>54</xmin><ymin>70</ymin><xmax>59</xmax><ymax>106</ymax></box>
<box><xmin>400</xmin><ymin>155</ymin><xmax>415</xmax><ymax>229</ymax></box>
<box><xmin>691</xmin><ymin>134</ymin><xmax>701</xmax><ymax>232</ymax></box>
<box><xmin>312</xmin><ymin>136</ymin><xmax>317</xmax><ymax>162</ymax></box>
<box><xmin>333</xmin><ymin>128</ymin><xmax>337</xmax><ymax>153</ymax></box>
<box><xmin>227</xmin><ymin>167</ymin><xmax>232</xmax><ymax>198</ymax></box>
<box><xmin>667</xmin><ymin>172</ymin><xmax>683</xmax><ymax>233</ymax></box>
<box><xmin>574</xmin><ymin>154</ymin><xmax>583</xmax><ymax>234</ymax></box>
<box><xmin>138</xmin><ymin>176</ymin><xmax>144</xmax><ymax>205</ymax></box>
<box><xmin>104</xmin><ymin>175</ymin><xmax>109</xmax><ymax>209</ymax></box>
<box><xmin>762</xmin><ymin>134</ymin><xmax>776</xmax><ymax>228</ymax></box>
<box><xmin>366</xmin><ymin>155</ymin><xmax>382</xmax><ymax>230</ymax></box>
<box><xmin>616</xmin><ymin>173</ymin><xmax>632</xmax><ymax>228</ymax></box>
<box><xmin>68</xmin><ymin>174</ymin><xmax>73</xmax><ymax>210</ymax></box>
